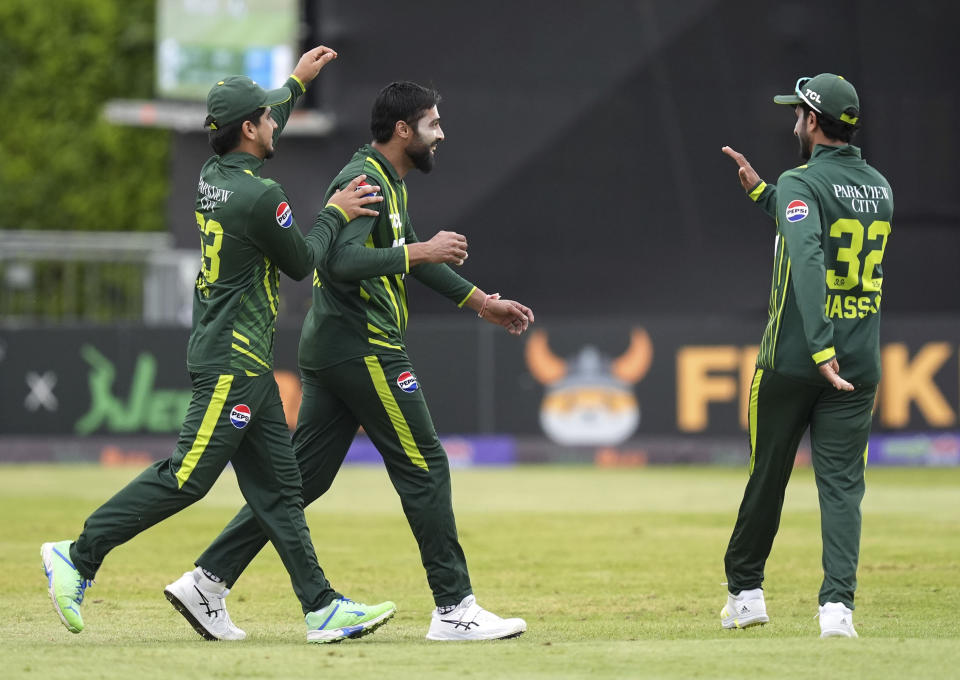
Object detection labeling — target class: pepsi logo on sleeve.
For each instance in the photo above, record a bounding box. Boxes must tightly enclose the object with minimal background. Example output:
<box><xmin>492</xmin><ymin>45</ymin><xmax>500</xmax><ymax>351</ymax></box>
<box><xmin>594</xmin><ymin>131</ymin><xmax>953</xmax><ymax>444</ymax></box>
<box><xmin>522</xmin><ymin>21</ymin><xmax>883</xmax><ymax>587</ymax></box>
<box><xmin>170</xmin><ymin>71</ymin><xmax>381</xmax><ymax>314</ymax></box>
<box><xmin>785</xmin><ymin>200</ymin><xmax>809</xmax><ymax>222</ymax></box>
<box><xmin>396</xmin><ymin>371</ymin><xmax>419</xmax><ymax>393</ymax></box>
<box><xmin>276</xmin><ymin>202</ymin><xmax>293</xmax><ymax>228</ymax></box>
<box><xmin>356</xmin><ymin>180</ymin><xmax>379</xmax><ymax>198</ymax></box>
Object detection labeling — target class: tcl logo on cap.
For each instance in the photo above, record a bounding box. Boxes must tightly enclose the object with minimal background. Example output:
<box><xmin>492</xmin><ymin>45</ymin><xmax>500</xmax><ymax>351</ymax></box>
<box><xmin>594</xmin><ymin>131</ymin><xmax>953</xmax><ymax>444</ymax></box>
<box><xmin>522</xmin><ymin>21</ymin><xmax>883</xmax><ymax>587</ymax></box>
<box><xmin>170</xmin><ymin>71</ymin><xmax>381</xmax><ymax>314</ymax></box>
<box><xmin>785</xmin><ymin>200</ymin><xmax>809</xmax><ymax>223</ymax></box>
<box><xmin>276</xmin><ymin>202</ymin><xmax>293</xmax><ymax>228</ymax></box>
<box><xmin>396</xmin><ymin>371</ymin><xmax>419</xmax><ymax>393</ymax></box>
<box><xmin>230</xmin><ymin>404</ymin><xmax>251</xmax><ymax>428</ymax></box>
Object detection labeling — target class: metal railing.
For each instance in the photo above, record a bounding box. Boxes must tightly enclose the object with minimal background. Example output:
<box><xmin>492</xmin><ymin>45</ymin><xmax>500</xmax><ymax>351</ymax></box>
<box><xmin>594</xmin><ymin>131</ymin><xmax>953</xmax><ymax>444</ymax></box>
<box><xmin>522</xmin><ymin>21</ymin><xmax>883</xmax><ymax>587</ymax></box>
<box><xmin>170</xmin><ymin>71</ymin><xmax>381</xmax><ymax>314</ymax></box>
<box><xmin>0</xmin><ymin>230</ymin><xmax>196</xmax><ymax>326</ymax></box>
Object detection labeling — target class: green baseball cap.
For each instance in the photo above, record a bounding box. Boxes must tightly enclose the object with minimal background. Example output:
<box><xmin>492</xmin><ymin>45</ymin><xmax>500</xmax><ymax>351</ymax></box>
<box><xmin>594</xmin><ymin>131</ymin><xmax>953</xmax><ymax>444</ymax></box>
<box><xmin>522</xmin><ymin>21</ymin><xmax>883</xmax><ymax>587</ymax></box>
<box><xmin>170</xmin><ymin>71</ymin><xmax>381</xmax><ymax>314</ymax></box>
<box><xmin>773</xmin><ymin>73</ymin><xmax>860</xmax><ymax>125</ymax></box>
<box><xmin>205</xmin><ymin>75</ymin><xmax>292</xmax><ymax>129</ymax></box>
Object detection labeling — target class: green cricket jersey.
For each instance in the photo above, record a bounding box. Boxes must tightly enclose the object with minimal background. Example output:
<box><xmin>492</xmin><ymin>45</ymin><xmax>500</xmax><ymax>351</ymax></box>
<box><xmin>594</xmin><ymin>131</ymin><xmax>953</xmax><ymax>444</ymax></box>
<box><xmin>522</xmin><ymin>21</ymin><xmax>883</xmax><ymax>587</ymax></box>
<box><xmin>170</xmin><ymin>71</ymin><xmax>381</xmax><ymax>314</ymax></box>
<box><xmin>747</xmin><ymin>144</ymin><xmax>893</xmax><ymax>385</ymax></box>
<box><xmin>187</xmin><ymin>76</ymin><xmax>347</xmax><ymax>376</ymax></box>
<box><xmin>298</xmin><ymin>144</ymin><xmax>476</xmax><ymax>370</ymax></box>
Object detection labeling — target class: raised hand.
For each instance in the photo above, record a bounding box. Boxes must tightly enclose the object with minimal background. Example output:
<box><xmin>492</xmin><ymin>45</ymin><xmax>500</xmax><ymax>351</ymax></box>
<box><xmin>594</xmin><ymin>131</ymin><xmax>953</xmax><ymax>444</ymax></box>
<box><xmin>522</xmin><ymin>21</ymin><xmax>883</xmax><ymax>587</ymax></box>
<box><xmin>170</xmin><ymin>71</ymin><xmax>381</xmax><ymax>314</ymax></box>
<box><xmin>292</xmin><ymin>45</ymin><xmax>338</xmax><ymax>86</ymax></box>
<box><xmin>327</xmin><ymin>175</ymin><xmax>383</xmax><ymax>221</ymax></box>
<box><xmin>722</xmin><ymin>146</ymin><xmax>762</xmax><ymax>192</ymax></box>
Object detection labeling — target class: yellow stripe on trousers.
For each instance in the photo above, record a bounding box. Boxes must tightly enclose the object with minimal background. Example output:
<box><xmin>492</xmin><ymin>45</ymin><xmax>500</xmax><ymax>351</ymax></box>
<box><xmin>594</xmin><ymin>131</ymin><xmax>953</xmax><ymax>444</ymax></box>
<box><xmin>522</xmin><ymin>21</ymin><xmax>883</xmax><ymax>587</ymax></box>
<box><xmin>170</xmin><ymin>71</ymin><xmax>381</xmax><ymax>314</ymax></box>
<box><xmin>748</xmin><ymin>369</ymin><xmax>763</xmax><ymax>475</ymax></box>
<box><xmin>363</xmin><ymin>356</ymin><xmax>428</xmax><ymax>471</ymax></box>
<box><xmin>176</xmin><ymin>374</ymin><xmax>234</xmax><ymax>489</ymax></box>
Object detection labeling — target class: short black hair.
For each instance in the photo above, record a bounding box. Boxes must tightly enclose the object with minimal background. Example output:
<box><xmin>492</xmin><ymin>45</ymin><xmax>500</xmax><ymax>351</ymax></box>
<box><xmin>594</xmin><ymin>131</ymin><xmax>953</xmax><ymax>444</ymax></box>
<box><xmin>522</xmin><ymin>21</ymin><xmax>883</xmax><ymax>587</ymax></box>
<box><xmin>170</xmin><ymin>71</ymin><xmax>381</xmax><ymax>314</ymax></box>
<box><xmin>370</xmin><ymin>81</ymin><xmax>441</xmax><ymax>144</ymax></box>
<box><xmin>204</xmin><ymin>108</ymin><xmax>268</xmax><ymax>156</ymax></box>
<box><xmin>800</xmin><ymin>103</ymin><xmax>860</xmax><ymax>144</ymax></box>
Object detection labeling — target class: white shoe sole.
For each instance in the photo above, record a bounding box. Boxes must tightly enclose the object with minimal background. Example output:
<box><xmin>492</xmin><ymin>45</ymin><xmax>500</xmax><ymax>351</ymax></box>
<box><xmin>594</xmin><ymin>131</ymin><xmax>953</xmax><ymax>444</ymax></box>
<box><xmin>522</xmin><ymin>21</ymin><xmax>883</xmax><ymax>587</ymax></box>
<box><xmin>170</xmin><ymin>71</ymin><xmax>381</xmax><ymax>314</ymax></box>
<box><xmin>820</xmin><ymin>628</ymin><xmax>857</xmax><ymax>638</ymax></box>
<box><xmin>720</xmin><ymin>606</ymin><xmax>769</xmax><ymax>629</ymax></box>
<box><xmin>307</xmin><ymin>607</ymin><xmax>396</xmax><ymax>644</ymax></box>
<box><xmin>426</xmin><ymin>621</ymin><xmax>527</xmax><ymax>641</ymax></box>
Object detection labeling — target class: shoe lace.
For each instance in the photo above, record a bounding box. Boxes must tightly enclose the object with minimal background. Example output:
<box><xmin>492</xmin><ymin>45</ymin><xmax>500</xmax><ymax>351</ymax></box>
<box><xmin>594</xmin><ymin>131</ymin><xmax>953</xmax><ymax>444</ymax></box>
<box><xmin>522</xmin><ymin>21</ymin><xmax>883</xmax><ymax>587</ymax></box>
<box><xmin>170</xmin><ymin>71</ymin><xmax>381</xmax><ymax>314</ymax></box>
<box><xmin>453</xmin><ymin>601</ymin><xmax>486</xmax><ymax>624</ymax></box>
<box><xmin>336</xmin><ymin>597</ymin><xmax>372</xmax><ymax>616</ymax></box>
<box><xmin>76</xmin><ymin>579</ymin><xmax>93</xmax><ymax>604</ymax></box>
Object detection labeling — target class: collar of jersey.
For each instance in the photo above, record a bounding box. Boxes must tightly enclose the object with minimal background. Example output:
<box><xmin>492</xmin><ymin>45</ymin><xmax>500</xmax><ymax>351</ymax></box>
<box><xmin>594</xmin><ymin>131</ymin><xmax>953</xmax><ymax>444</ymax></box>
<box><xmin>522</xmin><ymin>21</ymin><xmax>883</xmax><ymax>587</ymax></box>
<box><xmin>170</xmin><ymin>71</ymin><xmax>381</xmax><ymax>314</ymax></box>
<box><xmin>218</xmin><ymin>151</ymin><xmax>265</xmax><ymax>173</ymax></box>
<box><xmin>809</xmin><ymin>144</ymin><xmax>862</xmax><ymax>162</ymax></box>
<box><xmin>360</xmin><ymin>144</ymin><xmax>401</xmax><ymax>181</ymax></box>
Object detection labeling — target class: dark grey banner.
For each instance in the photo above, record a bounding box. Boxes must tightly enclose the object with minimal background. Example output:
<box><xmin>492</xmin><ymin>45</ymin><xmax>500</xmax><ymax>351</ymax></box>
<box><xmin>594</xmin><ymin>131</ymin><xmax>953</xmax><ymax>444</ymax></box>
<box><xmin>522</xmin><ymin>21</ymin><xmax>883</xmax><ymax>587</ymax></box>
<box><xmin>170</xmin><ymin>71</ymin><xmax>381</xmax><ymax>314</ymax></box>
<box><xmin>2</xmin><ymin>316</ymin><xmax>958</xmax><ymax>443</ymax></box>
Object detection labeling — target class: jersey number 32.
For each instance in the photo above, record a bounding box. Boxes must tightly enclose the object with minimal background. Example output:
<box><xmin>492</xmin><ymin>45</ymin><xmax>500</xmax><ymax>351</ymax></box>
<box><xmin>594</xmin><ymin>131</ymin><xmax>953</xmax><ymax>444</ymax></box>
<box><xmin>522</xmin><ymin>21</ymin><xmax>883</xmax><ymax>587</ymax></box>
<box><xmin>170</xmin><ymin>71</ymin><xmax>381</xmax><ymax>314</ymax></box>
<box><xmin>826</xmin><ymin>218</ymin><xmax>891</xmax><ymax>292</ymax></box>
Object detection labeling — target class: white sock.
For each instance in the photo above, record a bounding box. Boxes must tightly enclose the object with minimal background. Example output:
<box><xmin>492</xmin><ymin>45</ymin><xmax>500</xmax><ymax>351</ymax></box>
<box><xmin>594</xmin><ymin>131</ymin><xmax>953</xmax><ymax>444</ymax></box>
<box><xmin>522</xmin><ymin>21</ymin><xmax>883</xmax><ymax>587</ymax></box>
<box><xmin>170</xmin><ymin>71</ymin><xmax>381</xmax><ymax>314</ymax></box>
<box><xmin>194</xmin><ymin>567</ymin><xmax>226</xmax><ymax>593</ymax></box>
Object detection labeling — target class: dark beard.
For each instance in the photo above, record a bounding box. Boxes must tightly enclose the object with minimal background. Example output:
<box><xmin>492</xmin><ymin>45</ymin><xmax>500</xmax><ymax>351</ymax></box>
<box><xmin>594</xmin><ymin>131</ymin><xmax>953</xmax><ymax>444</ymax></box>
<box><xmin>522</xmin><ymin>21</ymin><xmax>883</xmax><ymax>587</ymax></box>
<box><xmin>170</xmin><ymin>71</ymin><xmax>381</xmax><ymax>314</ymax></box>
<box><xmin>797</xmin><ymin>132</ymin><xmax>811</xmax><ymax>161</ymax></box>
<box><xmin>407</xmin><ymin>140</ymin><xmax>436</xmax><ymax>173</ymax></box>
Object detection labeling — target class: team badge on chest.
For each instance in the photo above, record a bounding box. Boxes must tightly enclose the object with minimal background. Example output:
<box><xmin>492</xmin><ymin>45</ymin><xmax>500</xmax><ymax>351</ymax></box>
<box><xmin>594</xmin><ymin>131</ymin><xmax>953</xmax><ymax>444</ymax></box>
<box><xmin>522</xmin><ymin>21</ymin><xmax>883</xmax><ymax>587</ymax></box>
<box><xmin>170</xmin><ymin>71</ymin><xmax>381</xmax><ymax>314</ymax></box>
<box><xmin>230</xmin><ymin>404</ymin><xmax>252</xmax><ymax>429</ymax></box>
<box><xmin>396</xmin><ymin>371</ymin><xmax>419</xmax><ymax>393</ymax></box>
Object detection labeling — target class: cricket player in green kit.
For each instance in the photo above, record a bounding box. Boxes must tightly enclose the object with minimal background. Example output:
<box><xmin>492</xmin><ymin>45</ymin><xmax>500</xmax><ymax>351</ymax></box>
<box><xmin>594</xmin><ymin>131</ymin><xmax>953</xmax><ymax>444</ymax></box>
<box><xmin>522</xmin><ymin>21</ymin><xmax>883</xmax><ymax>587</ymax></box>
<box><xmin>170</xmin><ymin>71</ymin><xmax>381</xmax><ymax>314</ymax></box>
<box><xmin>719</xmin><ymin>73</ymin><xmax>893</xmax><ymax>638</ymax></box>
<box><xmin>41</xmin><ymin>46</ymin><xmax>398</xmax><ymax>644</ymax></box>
<box><xmin>175</xmin><ymin>81</ymin><xmax>535</xmax><ymax>641</ymax></box>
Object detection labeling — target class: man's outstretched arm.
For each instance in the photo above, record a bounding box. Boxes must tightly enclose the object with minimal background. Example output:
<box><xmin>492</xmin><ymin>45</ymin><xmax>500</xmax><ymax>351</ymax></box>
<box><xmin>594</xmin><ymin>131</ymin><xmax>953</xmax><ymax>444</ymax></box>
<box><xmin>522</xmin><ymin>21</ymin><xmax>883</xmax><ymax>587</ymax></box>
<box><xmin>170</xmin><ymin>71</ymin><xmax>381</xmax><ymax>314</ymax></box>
<box><xmin>722</xmin><ymin>146</ymin><xmax>777</xmax><ymax>219</ymax></box>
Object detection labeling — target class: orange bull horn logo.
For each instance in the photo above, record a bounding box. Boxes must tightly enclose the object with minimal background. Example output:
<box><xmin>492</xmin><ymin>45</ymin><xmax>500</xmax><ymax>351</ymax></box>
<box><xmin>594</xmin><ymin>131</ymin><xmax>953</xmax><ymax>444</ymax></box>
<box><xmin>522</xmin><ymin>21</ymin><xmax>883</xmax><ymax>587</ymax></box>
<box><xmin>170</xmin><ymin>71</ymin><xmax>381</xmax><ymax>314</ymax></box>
<box><xmin>525</xmin><ymin>329</ymin><xmax>653</xmax><ymax>446</ymax></box>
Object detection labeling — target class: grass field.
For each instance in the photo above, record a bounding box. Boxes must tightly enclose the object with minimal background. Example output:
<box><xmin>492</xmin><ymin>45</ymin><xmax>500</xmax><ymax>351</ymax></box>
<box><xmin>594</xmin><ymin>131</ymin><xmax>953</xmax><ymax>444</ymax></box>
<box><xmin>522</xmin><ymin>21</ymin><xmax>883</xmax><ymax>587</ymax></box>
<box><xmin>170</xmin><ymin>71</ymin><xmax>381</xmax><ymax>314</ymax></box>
<box><xmin>2</xmin><ymin>463</ymin><xmax>958</xmax><ymax>679</ymax></box>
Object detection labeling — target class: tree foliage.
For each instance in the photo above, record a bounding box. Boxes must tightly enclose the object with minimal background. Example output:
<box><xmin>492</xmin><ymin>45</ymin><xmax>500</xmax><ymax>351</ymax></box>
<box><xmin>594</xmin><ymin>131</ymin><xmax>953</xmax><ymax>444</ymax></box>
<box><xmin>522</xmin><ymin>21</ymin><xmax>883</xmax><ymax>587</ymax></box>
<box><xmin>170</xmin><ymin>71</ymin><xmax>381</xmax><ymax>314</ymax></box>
<box><xmin>0</xmin><ymin>0</ymin><xmax>169</xmax><ymax>231</ymax></box>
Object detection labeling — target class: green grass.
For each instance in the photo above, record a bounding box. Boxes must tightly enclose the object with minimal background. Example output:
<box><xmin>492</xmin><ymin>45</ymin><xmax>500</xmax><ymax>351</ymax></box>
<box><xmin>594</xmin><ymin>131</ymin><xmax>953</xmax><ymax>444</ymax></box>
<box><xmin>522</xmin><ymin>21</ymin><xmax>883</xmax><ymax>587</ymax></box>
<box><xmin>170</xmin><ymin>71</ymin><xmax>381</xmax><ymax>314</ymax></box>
<box><xmin>2</xmin><ymin>464</ymin><xmax>958</xmax><ymax>679</ymax></box>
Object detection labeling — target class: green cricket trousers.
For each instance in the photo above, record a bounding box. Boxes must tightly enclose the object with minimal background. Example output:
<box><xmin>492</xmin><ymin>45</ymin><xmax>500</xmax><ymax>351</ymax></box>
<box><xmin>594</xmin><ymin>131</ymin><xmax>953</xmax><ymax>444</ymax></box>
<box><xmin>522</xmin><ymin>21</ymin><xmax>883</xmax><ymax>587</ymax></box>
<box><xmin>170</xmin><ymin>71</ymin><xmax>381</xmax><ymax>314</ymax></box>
<box><xmin>196</xmin><ymin>353</ymin><xmax>473</xmax><ymax>607</ymax></box>
<box><xmin>724</xmin><ymin>368</ymin><xmax>877</xmax><ymax>609</ymax></box>
<box><xmin>70</xmin><ymin>372</ymin><xmax>335</xmax><ymax>613</ymax></box>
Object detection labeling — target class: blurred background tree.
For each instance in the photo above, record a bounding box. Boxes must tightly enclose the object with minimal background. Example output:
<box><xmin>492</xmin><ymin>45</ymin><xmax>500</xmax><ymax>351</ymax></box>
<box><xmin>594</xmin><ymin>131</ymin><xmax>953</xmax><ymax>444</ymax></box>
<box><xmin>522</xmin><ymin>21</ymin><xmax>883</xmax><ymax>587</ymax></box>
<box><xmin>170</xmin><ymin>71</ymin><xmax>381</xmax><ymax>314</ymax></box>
<box><xmin>0</xmin><ymin>0</ymin><xmax>169</xmax><ymax>232</ymax></box>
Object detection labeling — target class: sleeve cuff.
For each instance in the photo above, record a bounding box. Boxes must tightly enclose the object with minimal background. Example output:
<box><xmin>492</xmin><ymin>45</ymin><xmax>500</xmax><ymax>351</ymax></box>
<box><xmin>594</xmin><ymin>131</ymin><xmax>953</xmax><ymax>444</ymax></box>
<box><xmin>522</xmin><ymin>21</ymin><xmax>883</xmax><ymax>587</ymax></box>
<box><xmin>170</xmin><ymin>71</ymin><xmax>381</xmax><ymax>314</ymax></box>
<box><xmin>326</xmin><ymin>203</ymin><xmax>349</xmax><ymax>223</ymax></box>
<box><xmin>290</xmin><ymin>74</ymin><xmax>306</xmax><ymax>94</ymax></box>
<box><xmin>748</xmin><ymin>180</ymin><xmax>767</xmax><ymax>202</ymax></box>
<box><xmin>457</xmin><ymin>285</ymin><xmax>477</xmax><ymax>308</ymax></box>
<box><xmin>812</xmin><ymin>347</ymin><xmax>836</xmax><ymax>365</ymax></box>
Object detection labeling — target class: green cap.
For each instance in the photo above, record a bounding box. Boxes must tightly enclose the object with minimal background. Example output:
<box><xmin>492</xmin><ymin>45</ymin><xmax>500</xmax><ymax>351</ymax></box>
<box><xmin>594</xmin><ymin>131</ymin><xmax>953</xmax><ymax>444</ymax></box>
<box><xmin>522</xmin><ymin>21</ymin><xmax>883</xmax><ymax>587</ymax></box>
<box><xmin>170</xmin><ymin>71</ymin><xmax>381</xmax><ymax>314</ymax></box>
<box><xmin>773</xmin><ymin>73</ymin><xmax>860</xmax><ymax>125</ymax></box>
<box><xmin>205</xmin><ymin>75</ymin><xmax>291</xmax><ymax>129</ymax></box>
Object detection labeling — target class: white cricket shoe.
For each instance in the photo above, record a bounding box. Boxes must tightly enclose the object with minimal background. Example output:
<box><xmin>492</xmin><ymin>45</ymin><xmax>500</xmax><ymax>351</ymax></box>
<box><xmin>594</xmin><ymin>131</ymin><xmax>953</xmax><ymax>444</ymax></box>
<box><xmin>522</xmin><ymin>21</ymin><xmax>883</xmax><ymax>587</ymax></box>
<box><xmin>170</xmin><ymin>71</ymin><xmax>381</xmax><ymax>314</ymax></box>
<box><xmin>426</xmin><ymin>595</ymin><xmax>526</xmax><ymax>641</ymax></box>
<box><xmin>720</xmin><ymin>587</ymin><xmax>769</xmax><ymax>629</ymax></box>
<box><xmin>164</xmin><ymin>568</ymin><xmax>246</xmax><ymax>641</ymax></box>
<box><xmin>819</xmin><ymin>601</ymin><xmax>858</xmax><ymax>638</ymax></box>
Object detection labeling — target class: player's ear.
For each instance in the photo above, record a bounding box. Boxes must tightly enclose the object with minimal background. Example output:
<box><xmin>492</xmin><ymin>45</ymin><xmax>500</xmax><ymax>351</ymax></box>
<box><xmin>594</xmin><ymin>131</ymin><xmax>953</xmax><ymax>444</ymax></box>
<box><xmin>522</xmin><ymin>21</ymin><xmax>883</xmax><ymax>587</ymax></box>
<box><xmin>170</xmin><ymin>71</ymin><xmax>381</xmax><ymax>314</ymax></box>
<box><xmin>394</xmin><ymin>120</ymin><xmax>410</xmax><ymax>140</ymax></box>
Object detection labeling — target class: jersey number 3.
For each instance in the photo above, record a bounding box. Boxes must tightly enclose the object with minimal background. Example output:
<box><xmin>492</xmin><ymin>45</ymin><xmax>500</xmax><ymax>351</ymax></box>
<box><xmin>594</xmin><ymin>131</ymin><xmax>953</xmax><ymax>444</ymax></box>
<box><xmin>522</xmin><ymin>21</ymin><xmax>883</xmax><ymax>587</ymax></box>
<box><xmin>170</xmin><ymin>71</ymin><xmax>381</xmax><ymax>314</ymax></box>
<box><xmin>196</xmin><ymin>212</ymin><xmax>223</xmax><ymax>291</ymax></box>
<box><xmin>826</xmin><ymin>218</ymin><xmax>891</xmax><ymax>292</ymax></box>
